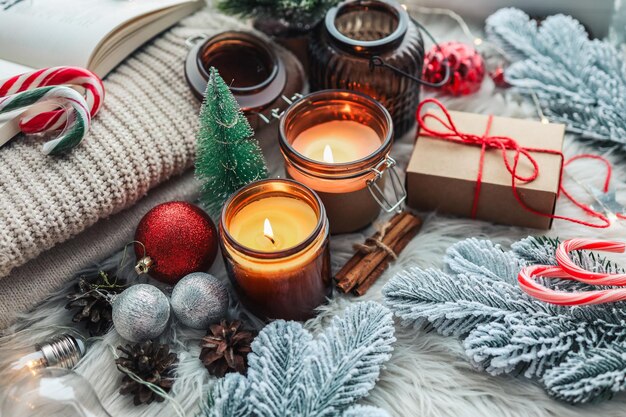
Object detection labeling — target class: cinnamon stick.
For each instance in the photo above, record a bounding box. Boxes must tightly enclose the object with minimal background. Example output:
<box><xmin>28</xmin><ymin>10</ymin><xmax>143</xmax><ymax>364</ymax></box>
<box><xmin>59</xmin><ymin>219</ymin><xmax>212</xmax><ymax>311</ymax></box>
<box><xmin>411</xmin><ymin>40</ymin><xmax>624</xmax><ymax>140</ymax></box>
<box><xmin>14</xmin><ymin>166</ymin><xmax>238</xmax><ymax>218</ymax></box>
<box><xmin>344</xmin><ymin>214</ymin><xmax>420</xmax><ymax>288</ymax></box>
<box><xmin>336</xmin><ymin>211</ymin><xmax>422</xmax><ymax>294</ymax></box>
<box><xmin>353</xmin><ymin>218</ymin><xmax>422</xmax><ymax>296</ymax></box>
<box><xmin>335</xmin><ymin>211</ymin><xmax>407</xmax><ymax>284</ymax></box>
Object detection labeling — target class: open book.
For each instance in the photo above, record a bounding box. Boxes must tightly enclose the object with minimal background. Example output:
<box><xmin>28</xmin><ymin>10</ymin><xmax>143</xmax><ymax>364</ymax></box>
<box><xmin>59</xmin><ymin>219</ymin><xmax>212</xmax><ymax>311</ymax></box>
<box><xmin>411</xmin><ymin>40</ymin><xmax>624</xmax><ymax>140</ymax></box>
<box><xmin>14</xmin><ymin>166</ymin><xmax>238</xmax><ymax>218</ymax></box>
<box><xmin>0</xmin><ymin>0</ymin><xmax>202</xmax><ymax>141</ymax></box>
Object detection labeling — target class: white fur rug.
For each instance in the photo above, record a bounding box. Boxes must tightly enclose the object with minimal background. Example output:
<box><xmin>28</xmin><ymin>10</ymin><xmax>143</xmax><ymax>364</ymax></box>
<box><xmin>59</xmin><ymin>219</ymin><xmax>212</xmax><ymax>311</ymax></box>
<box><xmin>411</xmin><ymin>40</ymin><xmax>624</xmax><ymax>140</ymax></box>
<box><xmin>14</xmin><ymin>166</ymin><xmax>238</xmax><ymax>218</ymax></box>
<box><xmin>2</xmin><ymin>9</ymin><xmax>626</xmax><ymax>417</ymax></box>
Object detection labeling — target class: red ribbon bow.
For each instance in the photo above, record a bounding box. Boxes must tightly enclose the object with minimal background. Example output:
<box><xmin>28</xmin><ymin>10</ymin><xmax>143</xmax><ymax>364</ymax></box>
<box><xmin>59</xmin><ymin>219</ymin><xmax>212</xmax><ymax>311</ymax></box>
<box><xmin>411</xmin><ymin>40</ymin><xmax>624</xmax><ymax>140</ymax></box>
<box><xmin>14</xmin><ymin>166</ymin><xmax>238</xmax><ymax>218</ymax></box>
<box><xmin>415</xmin><ymin>98</ymin><xmax>615</xmax><ymax>228</ymax></box>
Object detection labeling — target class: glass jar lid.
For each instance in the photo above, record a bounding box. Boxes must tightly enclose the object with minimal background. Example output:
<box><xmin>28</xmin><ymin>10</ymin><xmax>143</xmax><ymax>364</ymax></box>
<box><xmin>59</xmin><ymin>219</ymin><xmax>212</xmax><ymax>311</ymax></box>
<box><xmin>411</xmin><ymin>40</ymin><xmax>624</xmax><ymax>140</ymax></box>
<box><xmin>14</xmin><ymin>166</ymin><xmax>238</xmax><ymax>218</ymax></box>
<box><xmin>185</xmin><ymin>31</ymin><xmax>287</xmax><ymax>112</ymax></box>
<box><xmin>324</xmin><ymin>0</ymin><xmax>409</xmax><ymax>55</ymax></box>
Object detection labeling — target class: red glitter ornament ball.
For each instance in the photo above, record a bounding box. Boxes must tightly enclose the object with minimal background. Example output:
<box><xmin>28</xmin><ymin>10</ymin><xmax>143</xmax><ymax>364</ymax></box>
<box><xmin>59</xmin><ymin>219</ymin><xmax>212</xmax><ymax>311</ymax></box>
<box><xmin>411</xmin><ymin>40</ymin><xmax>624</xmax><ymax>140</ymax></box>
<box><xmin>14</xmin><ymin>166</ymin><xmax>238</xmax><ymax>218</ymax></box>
<box><xmin>134</xmin><ymin>201</ymin><xmax>218</xmax><ymax>285</ymax></box>
<box><xmin>423</xmin><ymin>41</ymin><xmax>485</xmax><ymax>96</ymax></box>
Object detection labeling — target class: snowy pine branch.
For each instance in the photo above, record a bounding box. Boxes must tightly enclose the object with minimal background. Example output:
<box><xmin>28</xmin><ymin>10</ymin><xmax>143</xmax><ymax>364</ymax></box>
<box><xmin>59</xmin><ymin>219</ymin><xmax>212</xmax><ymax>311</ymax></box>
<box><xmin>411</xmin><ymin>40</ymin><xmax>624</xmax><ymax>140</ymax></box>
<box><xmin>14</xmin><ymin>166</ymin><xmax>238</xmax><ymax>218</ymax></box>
<box><xmin>384</xmin><ymin>236</ymin><xmax>626</xmax><ymax>402</ymax></box>
<box><xmin>486</xmin><ymin>8</ymin><xmax>626</xmax><ymax>147</ymax></box>
<box><xmin>445</xmin><ymin>238</ymin><xmax>524</xmax><ymax>284</ymax></box>
<box><xmin>383</xmin><ymin>265</ymin><xmax>553</xmax><ymax>337</ymax></box>
<box><xmin>205</xmin><ymin>302</ymin><xmax>395</xmax><ymax>417</ymax></box>
<box><xmin>342</xmin><ymin>405</ymin><xmax>391</xmax><ymax>417</ymax></box>
<box><xmin>543</xmin><ymin>343</ymin><xmax>626</xmax><ymax>403</ymax></box>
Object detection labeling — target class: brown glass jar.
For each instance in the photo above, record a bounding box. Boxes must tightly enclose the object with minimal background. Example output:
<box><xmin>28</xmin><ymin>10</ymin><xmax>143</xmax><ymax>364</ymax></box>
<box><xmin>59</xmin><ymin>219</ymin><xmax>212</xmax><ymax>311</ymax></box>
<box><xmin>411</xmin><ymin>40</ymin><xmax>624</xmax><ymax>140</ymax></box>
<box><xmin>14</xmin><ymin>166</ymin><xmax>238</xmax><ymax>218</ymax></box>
<box><xmin>220</xmin><ymin>179</ymin><xmax>331</xmax><ymax>321</ymax></box>
<box><xmin>308</xmin><ymin>0</ymin><xmax>424</xmax><ymax>137</ymax></box>
<box><xmin>279</xmin><ymin>90</ymin><xmax>405</xmax><ymax>234</ymax></box>
<box><xmin>185</xmin><ymin>31</ymin><xmax>306</xmax><ymax>129</ymax></box>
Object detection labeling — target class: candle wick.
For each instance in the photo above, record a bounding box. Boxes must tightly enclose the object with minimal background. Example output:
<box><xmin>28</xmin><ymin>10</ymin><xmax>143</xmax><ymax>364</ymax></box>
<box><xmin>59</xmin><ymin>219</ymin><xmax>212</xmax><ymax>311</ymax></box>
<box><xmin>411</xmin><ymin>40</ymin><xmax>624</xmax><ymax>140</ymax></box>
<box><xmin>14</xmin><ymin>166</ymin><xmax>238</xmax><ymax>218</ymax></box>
<box><xmin>265</xmin><ymin>235</ymin><xmax>276</xmax><ymax>245</ymax></box>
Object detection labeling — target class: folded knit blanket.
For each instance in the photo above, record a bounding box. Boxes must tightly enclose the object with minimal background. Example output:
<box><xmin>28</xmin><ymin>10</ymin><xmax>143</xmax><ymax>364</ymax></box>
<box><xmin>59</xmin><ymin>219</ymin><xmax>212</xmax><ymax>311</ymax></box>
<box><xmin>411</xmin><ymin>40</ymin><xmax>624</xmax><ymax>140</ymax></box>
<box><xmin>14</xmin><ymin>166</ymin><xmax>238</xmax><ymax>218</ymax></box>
<box><xmin>0</xmin><ymin>11</ymin><xmax>247</xmax><ymax>279</ymax></box>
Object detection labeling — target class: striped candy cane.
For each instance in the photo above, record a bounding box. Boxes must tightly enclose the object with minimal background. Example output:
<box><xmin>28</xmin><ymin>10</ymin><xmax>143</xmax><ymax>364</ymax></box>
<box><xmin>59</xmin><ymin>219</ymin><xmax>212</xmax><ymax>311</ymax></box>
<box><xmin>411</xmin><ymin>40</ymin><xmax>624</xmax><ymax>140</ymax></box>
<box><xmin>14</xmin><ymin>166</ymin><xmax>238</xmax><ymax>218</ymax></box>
<box><xmin>0</xmin><ymin>86</ymin><xmax>91</xmax><ymax>155</ymax></box>
<box><xmin>555</xmin><ymin>239</ymin><xmax>626</xmax><ymax>285</ymax></box>
<box><xmin>518</xmin><ymin>239</ymin><xmax>626</xmax><ymax>306</ymax></box>
<box><xmin>0</xmin><ymin>66</ymin><xmax>103</xmax><ymax>134</ymax></box>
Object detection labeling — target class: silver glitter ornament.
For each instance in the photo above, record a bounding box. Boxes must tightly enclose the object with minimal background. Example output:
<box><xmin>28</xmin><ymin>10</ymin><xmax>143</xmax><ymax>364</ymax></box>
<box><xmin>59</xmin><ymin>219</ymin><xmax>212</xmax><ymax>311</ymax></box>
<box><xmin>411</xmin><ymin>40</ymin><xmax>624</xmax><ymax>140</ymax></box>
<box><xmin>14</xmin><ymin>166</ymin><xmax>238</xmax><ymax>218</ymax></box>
<box><xmin>112</xmin><ymin>284</ymin><xmax>170</xmax><ymax>342</ymax></box>
<box><xmin>170</xmin><ymin>272</ymin><xmax>229</xmax><ymax>329</ymax></box>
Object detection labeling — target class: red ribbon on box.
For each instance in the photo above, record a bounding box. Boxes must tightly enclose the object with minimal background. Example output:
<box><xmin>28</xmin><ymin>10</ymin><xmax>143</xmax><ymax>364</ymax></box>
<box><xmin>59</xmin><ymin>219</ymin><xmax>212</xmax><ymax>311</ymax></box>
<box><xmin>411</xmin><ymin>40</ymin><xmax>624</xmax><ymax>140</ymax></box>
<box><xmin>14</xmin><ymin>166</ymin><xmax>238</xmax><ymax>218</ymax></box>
<box><xmin>415</xmin><ymin>98</ymin><xmax>621</xmax><ymax>229</ymax></box>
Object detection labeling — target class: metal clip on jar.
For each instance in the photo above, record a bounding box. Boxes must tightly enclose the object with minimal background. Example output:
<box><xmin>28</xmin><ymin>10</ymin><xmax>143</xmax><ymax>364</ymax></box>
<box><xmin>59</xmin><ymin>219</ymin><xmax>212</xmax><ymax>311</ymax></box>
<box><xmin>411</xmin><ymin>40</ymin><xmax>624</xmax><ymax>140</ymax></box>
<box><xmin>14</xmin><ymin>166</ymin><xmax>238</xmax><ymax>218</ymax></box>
<box><xmin>309</xmin><ymin>0</ymin><xmax>424</xmax><ymax>137</ymax></box>
<box><xmin>185</xmin><ymin>31</ymin><xmax>306</xmax><ymax>130</ymax></box>
<box><xmin>279</xmin><ymin>90</ymin><xmax>406</xmax><ymax>234</ymax></box>
<box><xmin>220</xmin><ymin>179</ymin><xmax>331</xmax><ymax>321</ymax></box>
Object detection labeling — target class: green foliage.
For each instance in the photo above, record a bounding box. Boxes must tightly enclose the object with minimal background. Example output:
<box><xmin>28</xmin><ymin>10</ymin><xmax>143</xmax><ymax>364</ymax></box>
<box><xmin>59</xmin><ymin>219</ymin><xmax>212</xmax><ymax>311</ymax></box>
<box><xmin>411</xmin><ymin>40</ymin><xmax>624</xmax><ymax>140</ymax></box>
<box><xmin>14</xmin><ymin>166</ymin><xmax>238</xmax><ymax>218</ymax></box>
<box><xmin>217</xmin><ymin>0</ymin><xmax>339</xmax><ymax>26</ymax></box>
<box><xmin>383</xmin><ymin>236</ymin><xmax>626</xmax><ymax>403</ymax></box>
<box><xmin>195</xmin><ymin>67</ymin><xmax>267</xmax><ymax>218</ymax></box>
<box><xmin>543</xmin><ymin>343</ymin><xmax>626</xmax><ymax>403</ymax></box>
<box><xmin>486</xmin><ymin>8</ymin><xmax>626</xmax><ymax>148</ymax></box>
<box><xmin>205</xmin><ymin>302</ymin><xmax>395</xmax><ymax>417</ymax></box>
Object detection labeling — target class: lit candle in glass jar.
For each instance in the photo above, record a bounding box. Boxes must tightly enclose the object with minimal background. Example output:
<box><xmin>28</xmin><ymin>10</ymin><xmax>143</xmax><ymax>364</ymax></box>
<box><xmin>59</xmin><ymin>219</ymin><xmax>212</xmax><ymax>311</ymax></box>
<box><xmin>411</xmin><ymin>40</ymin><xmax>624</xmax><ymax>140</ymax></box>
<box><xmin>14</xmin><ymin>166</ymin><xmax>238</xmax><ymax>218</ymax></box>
<box><xmin>228</xmin><ymin>196</ymin><xmax>318</xmax><ymax>251</ymax></box>
<box><xmin>220</xmin><ymin>179</ymin><xmax>331</xmax><ymax>321</ymax></box>
<box><xmin>291</xmin><ymin>120</ymin><xmax>381</xmax><ymax>163</ymax></box>
<box><xmin>280</xmin><ymin>90</ymin><xmax>405</xmax><ymax>234</ymax></box>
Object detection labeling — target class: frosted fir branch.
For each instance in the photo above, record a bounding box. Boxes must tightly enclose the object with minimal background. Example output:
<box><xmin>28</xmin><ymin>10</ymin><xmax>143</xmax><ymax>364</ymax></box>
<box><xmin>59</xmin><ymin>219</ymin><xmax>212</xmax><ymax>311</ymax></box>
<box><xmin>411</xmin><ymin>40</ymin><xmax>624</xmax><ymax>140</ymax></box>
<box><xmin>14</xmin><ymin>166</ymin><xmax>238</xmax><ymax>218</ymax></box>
<box><xmin>302</xmin><ymin>302</ymin><xmax>395</xmax><ymax>417</ymax></box>
<box><xmin>385</xmin><ymin>235</ymin><xmax>626</xmax><ymax>402</ymax></box>
<box><xmin>247</xmin><ymin>322</ymin><xmax>313</xmax><ymax>417</ymax></box>
<box><xmin>486</xmin><ymin>8</ymin><xmax>626</xmax><ymax>148</ymax></box>
<box><xmin>342</xmin><ymin>405</ymin><xmax>391</xmax><ymax>417</ymax></box>
<box><xmin>206</xmin><ymin>373</ymin><xmax>251</xmax><ymax>417</ymax></box>
<box><xmin>382</xmin><ymin>266</ymin><xmax>553</xmax><ymax>337</ymax></box>
<box><xmin>204</xmin><ymin>302</ymin><xmax>395</xmax><ymax>417</ymax></box>
<box><xmin>464</xmin><ymin>314</ymin><xmax>595</xmax><ymax>378</ymax></box>
<box><xmin>445</xmin><ymin>238</ymin><xmax>524</xmax><ymax>284</ymax></box>
<box><xmin>543</xmin><ymin>343</ymin><xmax>626</xmax><ymax>403</ymax></box>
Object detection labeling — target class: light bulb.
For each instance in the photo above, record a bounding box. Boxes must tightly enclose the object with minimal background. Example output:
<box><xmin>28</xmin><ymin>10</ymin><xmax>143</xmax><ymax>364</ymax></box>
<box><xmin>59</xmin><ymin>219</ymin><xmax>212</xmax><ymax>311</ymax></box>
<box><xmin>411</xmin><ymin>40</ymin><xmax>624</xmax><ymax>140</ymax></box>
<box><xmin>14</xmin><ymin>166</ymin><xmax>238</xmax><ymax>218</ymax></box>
<box><xmin>0</xmin><ymin>334</ymin><xmax>112</xmax><ymax>417</ymax></box>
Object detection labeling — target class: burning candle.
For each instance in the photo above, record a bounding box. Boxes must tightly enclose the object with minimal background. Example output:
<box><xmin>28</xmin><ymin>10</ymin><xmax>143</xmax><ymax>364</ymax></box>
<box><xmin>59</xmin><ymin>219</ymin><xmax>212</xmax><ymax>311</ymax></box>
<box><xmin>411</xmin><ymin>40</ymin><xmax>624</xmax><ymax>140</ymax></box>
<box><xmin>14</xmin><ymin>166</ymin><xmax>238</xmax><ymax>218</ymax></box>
<box><xmin>220</xmin><ymin>179</ymin><xmax>331</xmax><ymax>321</ymax></box>
<box><xmin>291</xmin><ymin>120</ymin><xmax>381</xmax><ymax>163</ymax></box>
<box><xmin>279</xmin><ymin>90</ymin><xmax>405</xmax><ymax>234</ymax></box>
<box><xmin>228</xmin><ymin>196</ymin><xmax>318</xmax><ymax>252</ymax></box>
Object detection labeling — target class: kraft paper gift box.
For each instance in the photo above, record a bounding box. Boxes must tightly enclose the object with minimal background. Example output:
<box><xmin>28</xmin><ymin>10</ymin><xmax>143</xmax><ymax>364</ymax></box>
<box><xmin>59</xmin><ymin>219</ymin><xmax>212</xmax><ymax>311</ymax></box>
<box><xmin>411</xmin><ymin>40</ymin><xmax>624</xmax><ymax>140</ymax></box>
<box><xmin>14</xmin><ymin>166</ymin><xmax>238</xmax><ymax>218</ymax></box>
<box><xmin>406</xmin><ymin>108</ymin><xmax>565</xmax><ymax>229</ymax></box>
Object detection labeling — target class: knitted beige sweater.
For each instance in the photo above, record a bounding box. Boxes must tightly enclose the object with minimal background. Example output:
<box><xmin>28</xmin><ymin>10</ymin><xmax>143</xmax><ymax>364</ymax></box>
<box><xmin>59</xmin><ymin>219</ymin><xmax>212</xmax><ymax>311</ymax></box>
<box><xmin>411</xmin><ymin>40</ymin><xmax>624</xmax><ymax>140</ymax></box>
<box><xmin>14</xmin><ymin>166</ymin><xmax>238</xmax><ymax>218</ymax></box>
<box><xmin>0</xmin><ymin>11</ymin><xmax>246</xmax><ymax>280</ymax></box>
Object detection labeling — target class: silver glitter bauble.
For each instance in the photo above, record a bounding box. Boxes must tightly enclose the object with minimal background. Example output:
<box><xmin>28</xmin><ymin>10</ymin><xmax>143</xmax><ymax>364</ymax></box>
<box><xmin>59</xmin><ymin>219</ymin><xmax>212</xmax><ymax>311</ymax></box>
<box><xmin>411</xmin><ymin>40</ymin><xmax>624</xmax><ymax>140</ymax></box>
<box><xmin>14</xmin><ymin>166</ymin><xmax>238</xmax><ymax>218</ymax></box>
<box><xmin>170</xmin><ymin>272</ymin><xmax>229</xmax><ymax>329</ymax></box>
<box><xmin>112</xmin><ymin>284</ymin><xmax>170</xmax><ymax>342</ymax></box>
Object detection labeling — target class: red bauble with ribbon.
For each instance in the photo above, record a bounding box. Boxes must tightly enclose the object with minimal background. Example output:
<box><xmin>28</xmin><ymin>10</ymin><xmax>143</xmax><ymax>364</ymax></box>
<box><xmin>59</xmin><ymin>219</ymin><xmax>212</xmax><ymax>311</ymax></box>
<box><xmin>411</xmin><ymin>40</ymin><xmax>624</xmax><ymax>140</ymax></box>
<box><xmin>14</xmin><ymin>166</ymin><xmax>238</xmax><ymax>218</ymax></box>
<box><xmin>134</xmin><ymin>201</ymin><xmax>218</xmax><ymax>285</ymax></box>
<box><xmin>423</xmin><ymin>41</ymin><xmax>485</xmax><ymax>96</ymax></box>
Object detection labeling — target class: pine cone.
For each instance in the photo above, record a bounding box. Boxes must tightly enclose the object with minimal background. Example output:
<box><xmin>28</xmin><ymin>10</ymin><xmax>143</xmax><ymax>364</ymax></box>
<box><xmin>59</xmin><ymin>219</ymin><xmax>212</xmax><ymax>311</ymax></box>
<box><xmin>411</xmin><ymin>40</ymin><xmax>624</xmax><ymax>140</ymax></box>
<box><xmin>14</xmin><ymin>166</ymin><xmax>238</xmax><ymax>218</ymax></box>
<box><xmin>65</xmin><ymin>270</ymin><xmax>127</xmax><ymax>336</ymax></box>
<box><xmin>200</xmin><ymin>320</ymin><xmax>256</xmax><ymax>377</ymax></box>
<box><xmin>115</xmin><ymin>341</ymin><xmax>178</xmax><ymax>406</ymax></box>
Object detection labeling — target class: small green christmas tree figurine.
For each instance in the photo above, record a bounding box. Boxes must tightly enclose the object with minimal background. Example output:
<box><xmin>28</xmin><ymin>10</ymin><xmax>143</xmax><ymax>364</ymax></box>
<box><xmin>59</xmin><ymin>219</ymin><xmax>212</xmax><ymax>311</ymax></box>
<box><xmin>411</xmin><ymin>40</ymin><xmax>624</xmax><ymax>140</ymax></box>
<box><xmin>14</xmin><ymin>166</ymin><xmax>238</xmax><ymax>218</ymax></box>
<box><xmin>195</xmin><ymin>67</ymin><xmax>268</xmax><ymax>218</ymax></box>
<box><xmin>217</xmin><ymin>0</ymin><xmax>339</xmax><ymax>27</ymax></box>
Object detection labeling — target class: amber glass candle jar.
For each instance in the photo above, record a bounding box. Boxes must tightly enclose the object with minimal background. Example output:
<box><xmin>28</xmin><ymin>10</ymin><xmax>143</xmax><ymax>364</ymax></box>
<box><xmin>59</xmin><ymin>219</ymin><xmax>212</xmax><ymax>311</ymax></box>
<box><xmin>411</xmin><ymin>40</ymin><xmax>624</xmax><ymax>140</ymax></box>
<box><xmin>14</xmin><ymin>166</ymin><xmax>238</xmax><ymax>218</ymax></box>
<box><xmin>279</xmin><ymin>90</ymin><xmax>405</xmax><ymax>234</ymax></box>
<box><xmin>185</xmin><ymin>31</ymin><xmax>306</xmax><ymax>129</ymax></box>
<box><xmin>220</xmin><ymin>179</ymin><xmax>331</xmax><ymax>321</ymax></box>
<box><xmin>308</xmin><ymin>0</ymin><xmax>424</xmax><ymax>137</ymax></box>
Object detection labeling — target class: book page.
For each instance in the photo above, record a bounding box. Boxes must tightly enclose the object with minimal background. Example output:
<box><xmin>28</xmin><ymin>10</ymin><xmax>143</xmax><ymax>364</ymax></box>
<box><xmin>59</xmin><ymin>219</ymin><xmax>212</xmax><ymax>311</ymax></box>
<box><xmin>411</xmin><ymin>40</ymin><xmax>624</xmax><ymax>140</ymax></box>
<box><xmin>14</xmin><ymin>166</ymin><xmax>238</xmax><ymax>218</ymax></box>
<box><xmin>0</xmin><ymin>58</ymin><xmax>34</xmax><ymax>145</ymax></box>
<box><xmin>0</xmin><ymin>0</ymin><xmax>193</xmax><ymax>70</ymax></box>
<box><xmin>0</xmin><ymin>58</ymin><xmax>33</xmax><ymax>80</ymax></box>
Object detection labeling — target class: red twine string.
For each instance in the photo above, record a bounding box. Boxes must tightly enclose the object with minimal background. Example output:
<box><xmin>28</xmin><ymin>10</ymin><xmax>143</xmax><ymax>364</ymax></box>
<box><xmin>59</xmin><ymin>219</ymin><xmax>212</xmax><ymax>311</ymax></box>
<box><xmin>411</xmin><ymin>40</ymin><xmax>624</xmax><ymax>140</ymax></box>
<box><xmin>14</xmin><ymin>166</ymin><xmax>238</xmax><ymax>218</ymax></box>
<box><xmin>415</xmin><ymin>98</ymin><xmax>620</xmax><ymax>229</ymax></box>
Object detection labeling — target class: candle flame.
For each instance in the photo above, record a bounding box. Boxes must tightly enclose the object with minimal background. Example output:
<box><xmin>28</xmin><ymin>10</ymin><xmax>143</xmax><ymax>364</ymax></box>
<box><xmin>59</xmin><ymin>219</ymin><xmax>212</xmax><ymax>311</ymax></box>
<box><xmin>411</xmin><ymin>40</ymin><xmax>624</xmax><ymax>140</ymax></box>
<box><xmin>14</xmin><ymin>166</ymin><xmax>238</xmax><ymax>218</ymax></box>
<box><xmin>263</xmin><ymin>218</ymin><xmax>275</xmax><ymax>245</ymax></box>
<box><xmin>323</xmin><ymin>144</ymin><xmax>334</xmax><ymax>163</ymax></box>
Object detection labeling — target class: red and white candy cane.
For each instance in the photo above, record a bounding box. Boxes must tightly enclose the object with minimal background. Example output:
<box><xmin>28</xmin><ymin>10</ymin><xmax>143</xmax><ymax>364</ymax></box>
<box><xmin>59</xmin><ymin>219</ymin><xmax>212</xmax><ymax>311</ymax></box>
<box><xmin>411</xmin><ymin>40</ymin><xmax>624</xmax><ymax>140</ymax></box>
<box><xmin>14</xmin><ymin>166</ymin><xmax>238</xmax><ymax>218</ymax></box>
<box><xmin>518</xmin><ymin>239</ymin><xmax>626</xmax><ymax>306</ymax></box>
<box><xmin>0</xmin><ymin>66</ymin><xmax>104</xmax><ymax>134</ymax></box>
<box><xmin>555</xmin><ymin>239</ymin><xmax>626</xmax><ymax>286</ymax></box>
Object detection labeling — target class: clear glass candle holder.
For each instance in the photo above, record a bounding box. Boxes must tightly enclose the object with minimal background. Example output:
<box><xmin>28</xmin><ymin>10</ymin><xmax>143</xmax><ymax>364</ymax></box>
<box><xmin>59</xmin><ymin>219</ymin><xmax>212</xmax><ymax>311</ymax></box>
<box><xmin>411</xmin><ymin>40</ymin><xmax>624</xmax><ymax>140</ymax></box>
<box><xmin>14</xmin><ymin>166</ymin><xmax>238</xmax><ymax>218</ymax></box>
<box><xmin>279</xmin><ymin>89</ymin><xmax>405</xmax><ymax>234</ymax></box>
<box><xmin>220</xmin><ymin>179</ymin><xmax>331</xmax><ymax>321</ymax></box>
